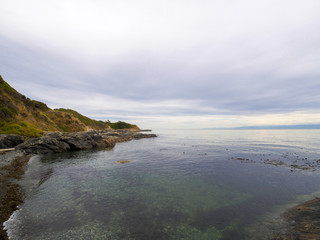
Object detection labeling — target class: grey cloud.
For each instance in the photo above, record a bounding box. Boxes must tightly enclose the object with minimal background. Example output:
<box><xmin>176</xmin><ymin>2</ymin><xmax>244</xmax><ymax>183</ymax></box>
<box><xmin>1</xmin><ymin>0</ymin><xmax>320</xmax><ymax>127</ymax></box>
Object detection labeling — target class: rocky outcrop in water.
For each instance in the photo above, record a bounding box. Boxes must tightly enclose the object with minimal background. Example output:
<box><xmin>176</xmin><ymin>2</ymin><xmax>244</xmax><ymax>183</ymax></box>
<box><xmin>16</xmin><ymin>130</ymin><xmax>157</xmax><ymax>154</ymax></box>
<box><xmin>272</xmin><ymin>198</ymin><xmax>320</xmax><ymax>239</ymax></box>
<box><xmin>0</xmin><ymin>134</ymin><xmax>25</xmax><ymax>149</ymax></box>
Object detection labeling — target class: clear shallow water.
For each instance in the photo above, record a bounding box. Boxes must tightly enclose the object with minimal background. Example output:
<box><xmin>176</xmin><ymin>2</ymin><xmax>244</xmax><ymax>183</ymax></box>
<box><xmin>4</xmin><ymin>130</ymin><xmax>320</xmax><ymax>239</ymax></box>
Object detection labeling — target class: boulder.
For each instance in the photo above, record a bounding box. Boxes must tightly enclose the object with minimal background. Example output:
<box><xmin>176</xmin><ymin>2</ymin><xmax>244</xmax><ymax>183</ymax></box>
<box><xmin>0</xmin><ymin>134</ymin><xmax>25</xmax><ymax>149</ymax></box>
<box><xmin>132</xmin><ymin>133</ymin><xmax>157</xmax><ymax>139</ymax></box>
<box><xmin>16</xmin><ymin>137</ymin><xmax>70</xmax><ymax>154</ymax></box>
<box><xmin>17</xmin><ymin>131</ymin><xmax>118</xmax><ymax>154</ymax></box>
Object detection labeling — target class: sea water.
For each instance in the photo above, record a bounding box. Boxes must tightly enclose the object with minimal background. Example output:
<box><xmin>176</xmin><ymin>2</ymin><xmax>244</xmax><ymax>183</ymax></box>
<box><xmin>4</xmin><ymin>129</ymin><xmax>320</xmax><ymax>239</ymax></box>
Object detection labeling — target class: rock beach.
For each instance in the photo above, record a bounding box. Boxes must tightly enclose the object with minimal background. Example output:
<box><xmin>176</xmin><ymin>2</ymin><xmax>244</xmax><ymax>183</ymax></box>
<box><xmin>0</xmin><ymin>152</ymin><xmax>31</xmax><ymax>240</ymax></box>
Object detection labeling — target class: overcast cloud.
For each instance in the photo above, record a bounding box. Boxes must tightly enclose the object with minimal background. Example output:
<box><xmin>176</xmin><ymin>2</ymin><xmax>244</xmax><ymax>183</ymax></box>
<box><xmin>1</xmin><ymin>0</ymin><xmax>320</xmax><ymax>129</ymax></box>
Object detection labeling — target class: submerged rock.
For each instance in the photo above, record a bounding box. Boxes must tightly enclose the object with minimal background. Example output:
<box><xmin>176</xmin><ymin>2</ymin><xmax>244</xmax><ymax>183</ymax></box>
<box><xmin>272</xmin><ymin>198</ymin><xmax>320</xmax><ymax>239</ymax></box>
<box><xmin>117</xmin><ymin>160</ymin><xmax>132</xmax><ymax>164</ymax></box>
<box><xmin>16</xmin><ymin>130</ymin><xmax>157</xmax><ymax>154</ymax></box>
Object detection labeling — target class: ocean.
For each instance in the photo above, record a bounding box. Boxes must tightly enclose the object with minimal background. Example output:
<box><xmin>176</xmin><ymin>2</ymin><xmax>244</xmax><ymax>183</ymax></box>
<box><xmin>4</xmin><ymin>129</ymin><xmax>320</xmax><ymax>239</ymax></box>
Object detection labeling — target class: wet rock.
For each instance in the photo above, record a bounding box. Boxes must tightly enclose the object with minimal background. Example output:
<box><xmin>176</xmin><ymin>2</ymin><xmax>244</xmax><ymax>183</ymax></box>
<box><xmin>272</xmin><ymin>198</ymin><xmax>320</xmax><ymax>239</ymax></box>
<box><xmin>17</xmin><ymin>137</ymin><xmax>71</xmax><ymax>154</ymax></box>
<box><xmin>117</xmin><ymin>160</ymin><xmax>132</xmax><ymax>164</ymax></box>
<box><xmin>132</xmin><ymin>133</ymin><xmax>157</xmax><ymax>139</ymax></box>
<box><xmin>231</xmin><ymin>157</ymin><xmax>255</xmax><ymax>163</ymax></box>
<box><xmin>263</xmin><ymin>159</ymin><xmax>285</xmax><ymax>167</ymax></box>
<box><xmin>289</xmin><ymin>164</ymin><xmax>313</xmax><ymax>171</ymax></box>
<box><xmin>0</xmin><ymin>134</ymin><xmax>25</xmax><ymax>149</ymax></box>
<box><xmin>16</xmin><ymin>130</ymin><xmax>157</xmax><ymax>154</ymax></box>
<box><xmin>0</xmin><ymin>154</ymin><xmax>31</xmax><ymax>240</ymax></box>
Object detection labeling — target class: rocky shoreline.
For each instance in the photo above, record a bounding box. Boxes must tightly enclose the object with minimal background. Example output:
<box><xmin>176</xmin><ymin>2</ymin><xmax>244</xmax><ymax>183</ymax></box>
<box><xmin>0</xmin><ymin>130</ymin><xmax>156</xmax><ymax>240</ymax></box>
<box><xmin>0</xmin><ymin>151</ymin><xmax>31</xmax><ymax>240</ymax></box>
<box><xmin>16</xmin><ymin>129</ymin><xmax>157</xmax><ymax>154</ymax></box>
<box><xmin>272</xmin><ymin>198</ymin><xmax>320</xmax><ymax>239</ymax></box>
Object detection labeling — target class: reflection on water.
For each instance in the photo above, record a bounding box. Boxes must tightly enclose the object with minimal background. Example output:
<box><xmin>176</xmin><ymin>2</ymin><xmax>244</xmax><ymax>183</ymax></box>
<box><xmin>4</xmin><ymin>130</ymin><xmax>320</xmax><ymax>239</ymax></box>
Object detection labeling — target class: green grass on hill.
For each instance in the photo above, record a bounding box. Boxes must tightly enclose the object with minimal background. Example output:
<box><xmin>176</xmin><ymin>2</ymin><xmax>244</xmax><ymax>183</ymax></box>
<box><xmin>0</xmin><ymin>120</ymin><xmax>43</xmax><ymax>138</ymax></box>
<box><xmin>0</xmin><ymin>75</ymin><xmax>139</xmax><ymax>137</ymax></box>
<box><xmin>57</xmin><ymin>109</ymin><xmax>138</xmax><ymax>130</ymax></box>
<box><xmin>106</xmin><ymin>121</ymin><xmax>138</xmax><ymax>129</ymax></box>
<box><xmin>56</xmin><ymin>108</ymin><xmax>109</xmax><ymax>130</ymax></box>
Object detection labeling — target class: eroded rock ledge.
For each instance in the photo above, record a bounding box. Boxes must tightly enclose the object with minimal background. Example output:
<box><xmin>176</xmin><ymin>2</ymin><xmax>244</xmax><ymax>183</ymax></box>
<box><xmin>16</xmin><ymin>130</ymin><xmax>157</xmax><ymax>154</ymax></box>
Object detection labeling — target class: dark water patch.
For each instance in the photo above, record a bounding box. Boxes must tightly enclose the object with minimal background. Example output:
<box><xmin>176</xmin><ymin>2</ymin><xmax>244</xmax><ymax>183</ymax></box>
<box><xmin>37</xmin><ymin>168</ymin><xmax>53</xmax><ymax>187</ymax></box>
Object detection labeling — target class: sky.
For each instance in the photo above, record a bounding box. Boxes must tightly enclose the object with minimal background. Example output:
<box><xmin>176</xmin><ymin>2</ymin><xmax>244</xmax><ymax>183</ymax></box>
<box><xmin>1</xmin><ymin>0</ymin><xmax>320</xmax><ymax>129</ymax></box>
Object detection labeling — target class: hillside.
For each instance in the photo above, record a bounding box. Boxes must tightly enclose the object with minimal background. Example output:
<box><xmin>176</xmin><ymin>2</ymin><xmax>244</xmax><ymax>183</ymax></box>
<box><xmin>0</xmin><ymin>75</ymin><xmax>139</xmax><ymax>137</ymax></box>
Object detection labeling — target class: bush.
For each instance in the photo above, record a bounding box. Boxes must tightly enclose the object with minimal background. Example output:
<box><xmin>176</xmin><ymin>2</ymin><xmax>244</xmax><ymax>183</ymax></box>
<box><xmin>0</xmin><ymin>121</ymin><xmax>43</xmax><ymax>138</ymax></box>
<box><xmin>107</xmin><ymin>121</ymin><xmax>136</xmax><ymax>129</ymax></box>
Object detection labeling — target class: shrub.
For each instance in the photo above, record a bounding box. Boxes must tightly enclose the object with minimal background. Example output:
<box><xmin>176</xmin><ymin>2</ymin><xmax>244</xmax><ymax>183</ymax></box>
<box><xmin>107</xmin><ymin>121</ymin><xmax>136</xmax><ymax>129</ymax></box>
<box><xmin>0</xmin><ymin>121</ymin><xmax>43</xmax><ymax>138</ymax></box>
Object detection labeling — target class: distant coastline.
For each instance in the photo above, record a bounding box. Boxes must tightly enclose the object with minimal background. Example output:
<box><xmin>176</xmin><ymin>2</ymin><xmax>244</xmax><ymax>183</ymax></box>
<box><xmin>234</xmin><ymin>124</ymin><xmax>320</xmax><ymax>130</ymax></box>
<box><xmin>203</xmin><ymin>124</ymin><xmax>320</xmax><ymax>130</ymax></box>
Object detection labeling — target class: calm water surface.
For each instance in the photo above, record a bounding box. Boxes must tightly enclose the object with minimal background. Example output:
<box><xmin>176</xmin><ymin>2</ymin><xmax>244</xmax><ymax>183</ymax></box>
<box><xmin>4</xmin><ymin>130</ymin><xmax>320</xmax><ymax>239</ymax></box>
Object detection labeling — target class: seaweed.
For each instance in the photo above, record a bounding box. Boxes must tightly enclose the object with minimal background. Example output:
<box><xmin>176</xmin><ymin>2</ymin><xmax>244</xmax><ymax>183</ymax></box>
<box><xmin>0</xmin><ymin>155</ymin><xmax>31</xmax><ymax>240</ymax></box>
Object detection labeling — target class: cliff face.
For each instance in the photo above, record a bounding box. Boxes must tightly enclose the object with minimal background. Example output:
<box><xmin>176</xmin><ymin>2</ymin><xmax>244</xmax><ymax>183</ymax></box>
<box><xmin>0</xmin><ymin>75</ymin><xmax>138</xmax><ymax>137</ymax></box>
